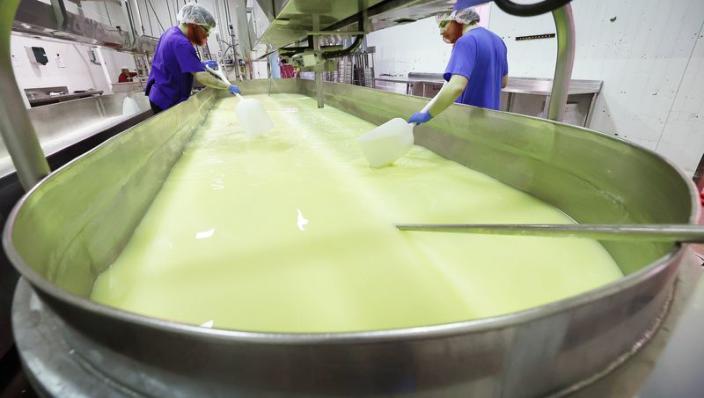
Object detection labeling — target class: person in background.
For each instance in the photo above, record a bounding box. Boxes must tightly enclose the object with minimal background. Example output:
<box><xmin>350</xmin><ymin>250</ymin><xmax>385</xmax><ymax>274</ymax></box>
<box><xmin>280</xmin><ymin>59</ymin><xmax>296</xmax><ymax>79</ymax></box>
<box><xmin>118</xmin><ymin>66</ymin><xmax>138</xmax><ymax>83</ymax></box>
<box><xmin>145</xmin><ymin>2</ymin><xmax>240</xmax><ymax>114</ymax></box>
<box><xmin>408</xmin><ymin>1</ymin><xmax>508</xmax><ymax>125</ymax></box>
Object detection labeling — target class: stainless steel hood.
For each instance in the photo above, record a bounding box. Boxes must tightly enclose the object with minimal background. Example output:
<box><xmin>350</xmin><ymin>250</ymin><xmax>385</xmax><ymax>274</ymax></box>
<box><xmin>256</xmin><ymin>0</ymin><xmax>455</xmax><ymax>50</ymax></box>
<box><xmin>13</xmin><ymin>0</ymin><xmax>157</xmax><ymax>54</ymax></box>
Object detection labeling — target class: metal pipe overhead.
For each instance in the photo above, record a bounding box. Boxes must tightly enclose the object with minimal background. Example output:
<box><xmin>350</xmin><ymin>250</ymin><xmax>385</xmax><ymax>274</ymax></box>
<box><xmin>547</xmin><ymin>4</ymin><xmax>575</xmax><ymax>122</ymax></box>
<box><xmin>0</xmin><ymin>0</ymin><xmax>50</xmax><ymax>190</ymax></box>
<box><xmin>313</xmin><ymin>13</ymin><xmax>323</xmax><ymax>108</ymax></box>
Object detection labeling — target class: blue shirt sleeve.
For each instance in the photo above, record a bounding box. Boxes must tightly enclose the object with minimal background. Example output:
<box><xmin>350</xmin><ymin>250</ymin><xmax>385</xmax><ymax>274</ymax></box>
<box><xmin>501</xmin><ymin>41</ymin><xmax>509</xmax><ymax>76</ymax></box>
<box><xmin>173</xmin><ymin>41</ymin><xmax>205</xmax><ymax>74</ymax></box>
<box><xmin>443</xmin><ymin>36</ymin><xmax>477</xmax><ymax>81</ymax></box>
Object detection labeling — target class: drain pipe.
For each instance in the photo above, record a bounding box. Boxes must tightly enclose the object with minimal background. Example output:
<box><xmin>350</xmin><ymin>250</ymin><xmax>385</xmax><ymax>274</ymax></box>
<box><xmin>0</xmin><ymin>1</ymin><xmax>50</xmax><ymax>190</ymax></box>
<box><xmin>312</xmin><ymin>14</ymin><xmax>323</xmax><ymax>109</ymax></box>
<box><xmin>546</xmin><ymin>4</ymin><xmax>575</xmax><ymax>122</ymax></box>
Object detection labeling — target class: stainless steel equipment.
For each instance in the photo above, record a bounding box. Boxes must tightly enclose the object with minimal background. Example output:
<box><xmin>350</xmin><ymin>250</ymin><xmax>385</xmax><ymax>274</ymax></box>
<box><xmin>377</xmin><ymin>74</ymin><xmax>603</xmax><ymax>127</ymax></box>
<box><xmin>13</xmin><ymin>0</ymin><xmax>157</xmax><ymax>54</ymax></box>
<box><xmin>1</xmin><ymin>0</ymin><xmax>51</xmax><ymax>191</ymax></box>
<box><xmin>255</xmin><ymin>1</ymin><xmax>576</xmax><ymax>119</ymax></box>
<box><xmin>396</xmin><ymin>223</ymin><xmax>704</xmax><ymax>242</ymax></box>
<box><xmin>4</xmin><ymin>79</ymin><xmax>699</xmax><ymax>397</ymax></box>
<box><xmin>23</xmin><ymin>86</ymin><xmax>104</xmax><ymax>107</ymax></box>
<box><xmin>0</xmin><ymin>92</ymin><xmax>151</xmax><ymax>178</ymax></box>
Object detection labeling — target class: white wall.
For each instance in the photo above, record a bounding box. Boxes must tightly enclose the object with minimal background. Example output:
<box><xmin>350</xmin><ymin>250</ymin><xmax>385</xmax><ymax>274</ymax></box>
<box><xmin>367</xmin><ymin>18</ymin><xmax>452</xmax><ymax>78</ymax></box>
<box><xmin>488</xmin><ymin>0</ymin><xmax>704</xmax><ymax>175</ymax></box>
<box><xmin>367</xmin><ymin>1</ymin><xmax>704</xmax><ymax>176</ymax></box>
<box><xmin>131</xmin><ymin>0</ymin><xmax>239</xmax><ymax>61</ymax></box>
<box><xmin>11</xmin><ymin>34</ymin><xmax>107</xmax><ymax>94</ymax></box>
<box><xmin>366</xmin><ymin>5</ymin><xmax>491</xmax><ymax>78</ymax></box>
<box><xmin>11</xmin><ymin>33</ymin><xmax>140</xmax><ymax>105</ymax></box>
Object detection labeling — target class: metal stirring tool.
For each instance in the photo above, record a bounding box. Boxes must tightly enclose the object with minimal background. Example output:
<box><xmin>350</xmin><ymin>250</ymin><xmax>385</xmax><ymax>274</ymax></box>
<box><xmin>395</xmin><ymin>223</ymin><xmax>704</xmax><ymax>242</ymax></box>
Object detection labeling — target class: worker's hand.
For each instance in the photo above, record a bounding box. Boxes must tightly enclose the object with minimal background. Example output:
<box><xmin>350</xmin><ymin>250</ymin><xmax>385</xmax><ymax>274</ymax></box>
<box><xmin>408</xmin><ymin>111</ymin><xmax>432</xmax><ymax>125</ymax></box>
<box><xmin>202</xmin><ymin>60</ymin><xmax>218</xmax><ymax>70</ymax></box>
<box><xmin>228</xmin><ymin>84</ymin><xmax>241</xmax><ymax>95</ymax></box>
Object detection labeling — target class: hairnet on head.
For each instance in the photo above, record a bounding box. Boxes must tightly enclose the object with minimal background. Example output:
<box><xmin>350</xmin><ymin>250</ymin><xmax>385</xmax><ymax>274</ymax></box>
<box><xmin>437</xmin><ymin>7</ymin><xmax>480</xmax><ymax>25</ymax></box>
<box><xmin>177</xmin><ymin>2</ymin><xmax>216</xmax><ymax>29</ymax></box>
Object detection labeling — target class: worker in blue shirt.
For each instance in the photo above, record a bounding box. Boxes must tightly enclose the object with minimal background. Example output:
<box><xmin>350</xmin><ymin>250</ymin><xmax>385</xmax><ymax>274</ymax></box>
<box><xmin>408</xmin><ymin>2</ymin><xmax>508</xmax><ymax>124</ymax></box>
<box><xmin>145</xmin><ymin>3</ymin><xmax>240</xmax><ymax>114</ymax></box>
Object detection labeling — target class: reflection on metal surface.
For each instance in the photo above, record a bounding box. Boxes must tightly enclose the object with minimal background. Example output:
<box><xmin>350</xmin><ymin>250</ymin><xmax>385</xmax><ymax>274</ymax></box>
<box><xmin>3</xmin><ymin>81</ymin><xmax>699</xmax><ymax>397</ymax></box>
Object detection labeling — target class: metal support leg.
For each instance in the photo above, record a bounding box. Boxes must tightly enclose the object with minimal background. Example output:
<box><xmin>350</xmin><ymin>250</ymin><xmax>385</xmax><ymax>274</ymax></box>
<box><xmin>0</xmin><ymin>1</ymin><xmax>50</xmax><ymax>191</ymax></box>
<box><xmin>312</xmin><ymin>14</ymin><xmax>323</xmax><ymax>109</ymax></box>
<box><xmin>547</xmin><ymin>4</ymin><xmax>575</xmax><ymax>122</ymax></box>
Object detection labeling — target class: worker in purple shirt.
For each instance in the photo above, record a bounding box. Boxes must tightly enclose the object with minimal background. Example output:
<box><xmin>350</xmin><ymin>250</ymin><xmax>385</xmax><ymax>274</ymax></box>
<box><xmin>408</xmin><ymin>2</ymin><xmax>508</xmax><ymax>124</ymax></box>
<box><xmin>145</xmin><ymin>3</ymin><xmax>240</xmax><ymax>114</ymax></box>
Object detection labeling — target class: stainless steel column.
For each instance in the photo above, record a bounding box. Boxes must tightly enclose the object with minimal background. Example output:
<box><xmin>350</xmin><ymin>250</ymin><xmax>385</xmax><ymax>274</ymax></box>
<box><xmin>312</xmin><ymin>14</ymin><xmax>323</xmax><ymax>108</ymax></box>
<box><xmin>0</xmin><ymin>0</ymin><xmax>50</xmax><ymax>190</ymax></box>
<box><xmin>547</xmin><ymin>4</ymin><xmax>575</xmax><ymax>122</ymax></box>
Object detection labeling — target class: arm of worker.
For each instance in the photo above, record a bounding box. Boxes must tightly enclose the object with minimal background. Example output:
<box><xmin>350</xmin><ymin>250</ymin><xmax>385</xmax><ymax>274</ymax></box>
<box><xmin>501</xmin><ymin>41</ymin><xmax>509</xmax><ymax>89</ymax></box>
<box><xmin>193</xmin><ymin>71</ymin><xmax>229</xmax><ymax>90</ymax></box>
<box><xmin>192</xmin><ymin>71</ymin><xmax>240</xmax><ymax>95</ymax></box>
<box><xmin>408</xmin><ymin>75</ymin><xmax>468</xmax><ymax>125</ymax></box>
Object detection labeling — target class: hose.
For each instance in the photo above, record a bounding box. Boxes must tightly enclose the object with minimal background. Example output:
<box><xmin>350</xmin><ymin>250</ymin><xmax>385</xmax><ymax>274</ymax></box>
<box><xmin>494</xmin><ymin>0</ymin><xmax>573</xmax><ymax>17</ymax></box>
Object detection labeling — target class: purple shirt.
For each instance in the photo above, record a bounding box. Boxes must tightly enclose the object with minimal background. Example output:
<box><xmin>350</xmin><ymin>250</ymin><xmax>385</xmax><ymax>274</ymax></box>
<box><xmin>146</xmin><ymin>26</ymin><xmax>205</xmax><ymax>110</ymax></box>
<box><xmin>444</xmin><ymin>27</ymin><xmax>508</xmax><ymax>110</ymax></box>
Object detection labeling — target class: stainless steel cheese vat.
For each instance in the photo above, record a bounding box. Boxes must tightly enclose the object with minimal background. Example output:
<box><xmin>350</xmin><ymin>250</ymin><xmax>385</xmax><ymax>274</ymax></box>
<box><xmin>4</xmin><ymin>79</ymin><xmax>699</xmax><ymax>397</ymax></box>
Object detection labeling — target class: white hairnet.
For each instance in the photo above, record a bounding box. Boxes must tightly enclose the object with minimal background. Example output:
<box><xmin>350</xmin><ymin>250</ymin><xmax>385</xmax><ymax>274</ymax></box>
<box><xmin>177</xmin><ymin>2</ymin><xmax>216</xmax><ymax>29</ymax></box>
<box><xmin>436</xmin><ymin>7</ymin><xmax>480</xmax><ymax>25</ymax></box>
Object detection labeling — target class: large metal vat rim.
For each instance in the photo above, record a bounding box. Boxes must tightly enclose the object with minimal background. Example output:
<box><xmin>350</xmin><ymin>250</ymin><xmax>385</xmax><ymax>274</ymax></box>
<box><xmin>2</xmin><ymin>87</ymin><xmax>696</xmax><ymax>345</ymax></box>
<box><xmin>3</xmin><ymin>229</ymin><xmax>684</xmax><ymax>345</ymax></box>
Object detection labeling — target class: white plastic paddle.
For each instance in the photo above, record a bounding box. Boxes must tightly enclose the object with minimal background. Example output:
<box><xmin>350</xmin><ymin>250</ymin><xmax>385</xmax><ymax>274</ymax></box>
<box><xmin>357</xmin><ymin>118</ymin><xmax>415</xmax><ymax>168</ymax></box>
<box><xmin>205</xmin><ymin>66</ymin><xmax>274</xmax><ymax>136</ymax></box>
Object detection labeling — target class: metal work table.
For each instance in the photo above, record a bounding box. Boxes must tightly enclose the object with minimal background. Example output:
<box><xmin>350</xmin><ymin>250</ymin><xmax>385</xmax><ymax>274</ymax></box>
<box><xmin>0</xmin><ymin>92</ymin><xmax>151</xmax><ymax>178</ymax></box>
<box><xmin>24</xmin><ymin>87</ymin><xmax>104</xmax><ymax>107</ymax></box>
<box><xmin>374</xmin><ymin>74</ymin><xmax>603</xmax><ymax>127</ymax></box>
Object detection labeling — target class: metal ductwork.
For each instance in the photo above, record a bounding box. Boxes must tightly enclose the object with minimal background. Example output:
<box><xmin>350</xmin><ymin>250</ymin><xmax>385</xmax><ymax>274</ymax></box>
<box><xmin>13</xmin><ymin>0</ymin><xmax>157</xmax><ymax>54</ymax></box>
<box><xmin>255</xmin><ymin>0</ymin><xmax>455</xmax><ymax>52</ymax></box>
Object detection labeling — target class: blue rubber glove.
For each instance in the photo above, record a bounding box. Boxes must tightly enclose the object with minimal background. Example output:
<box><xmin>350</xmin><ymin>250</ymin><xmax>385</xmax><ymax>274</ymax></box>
<box><xmin>228</xmin><ymin>84</ymin><xmax>241</xmax><ymax>95</ymax></box>
<box><xmin>408</xmin><ymin>111</ymin><xmax>432</xmax><ymax>125</ymax></box>
<box><xmin>202</xmin><ymin>60</ymin><xmax>218</xmax><ymax>70</ymax></box>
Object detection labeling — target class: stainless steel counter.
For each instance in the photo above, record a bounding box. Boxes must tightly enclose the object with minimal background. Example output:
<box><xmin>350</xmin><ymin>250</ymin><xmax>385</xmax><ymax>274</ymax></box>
<box><xmin>0</xmin><ymin>92</ymin><xmax>151</xmax><ymax>178</ymax></box>
<box><xmin>374</xmin><ymin>74</ymin><xmax>603</xmax><ymax>127</ymax></box>
<box><xmin>27</xmin><ymin>90</ymin><xmax>104</xmax><ymax>107</ymax></box>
